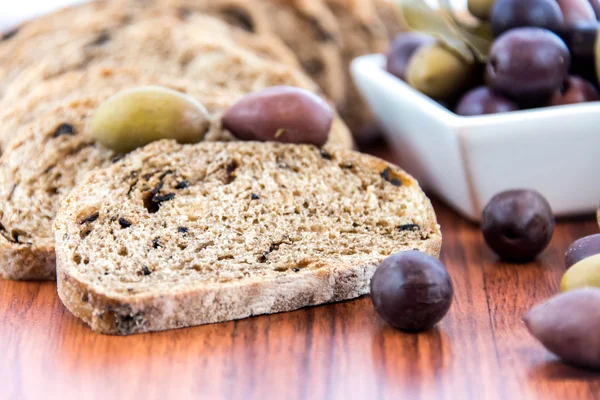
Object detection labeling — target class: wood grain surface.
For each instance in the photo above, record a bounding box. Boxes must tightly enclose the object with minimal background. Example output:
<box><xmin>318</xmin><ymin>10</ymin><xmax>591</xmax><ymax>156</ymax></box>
<box><xmin>1</xmin><ymin>147</ymin><xmax>599</xmax><ymax>400</ymax></box>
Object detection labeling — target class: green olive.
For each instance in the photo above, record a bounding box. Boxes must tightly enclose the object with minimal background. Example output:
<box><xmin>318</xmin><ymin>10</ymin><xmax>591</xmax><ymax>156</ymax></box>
<box><xmin>90</xmin><ymin>86</ymin><xmax>210</xmax><ymax>153</ymax></box>
<box><xmin>468</xmin><ymin>0</ymin><xmax>496</xmax><ymax>20</ymax></box>
<box><xmin>561</xmin><ymin>254</ymin><xmax>600</xmax><ymax>292</ymax></box>
<box><xmin>406</xmin><ymin>43</ymin><xmax>474</xmax><ymax>100</ymax></box>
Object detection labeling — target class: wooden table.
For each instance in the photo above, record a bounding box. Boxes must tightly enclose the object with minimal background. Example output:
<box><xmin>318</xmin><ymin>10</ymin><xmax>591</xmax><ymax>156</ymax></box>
<box><xmin>1</xmin><ymin>146</ymin><xmax>599</xmax><ymax>400</ymax></box>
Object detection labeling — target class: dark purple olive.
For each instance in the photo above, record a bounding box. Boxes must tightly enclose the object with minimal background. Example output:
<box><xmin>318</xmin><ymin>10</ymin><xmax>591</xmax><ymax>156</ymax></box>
<box><xmin>555</xmin><ymin>26</ymin><xmax>599</xmax><ymax>86</ymax></box>
<box><xmin>370</xmin><ymin>251</ymin><xmax>453</xmax><ymax>332</ymax></box>
<box><xmin>491</xmin><ymin>0</ymin><xmax>564</xmax><ymax>37</ymax></box>
<box><xmin>222</xmin><ymin>86</ymin><xmax>333</xmax><ymax>146</ymax></box>
<box><xmin>386</xmin><ymin>33</ymin><xmax>435</xmax><ymax>81</ymax></box>
<box><xmin>455</xmin><ymin>86</ymin><xmax>519</xmax><ymax>116</ymax></box>
<box><xmin>569</xmin><ymin>58</ymin><xmax>599</xmax><ymax>87</ymax></box>
<box><xmin>556</xmin><ymin>25</ymin><xmax>597</xmax><ymax>59</ymax></box>
<box><xmin>487</xmin><ymin>28</ymin><xmax>571</xmax><ymax>102</ymax></box>
<box><xmin>556</xmin><ymin>0</ymin><xmax>597</xmax><ymax>27</ymax></box>
<box><xmin>549</xmin><ymin>75</ymin><xmax>599</xmax><ymax>105</ymax></box>
<box><xmin>482</xmin><ymin>189</ymin><xmax>555</xmax><ymax>262</ymax></box>
<box><xmin>565</xmin><ymin>234</ymin><xmax>600</xmax><ymax>268</ymax></box>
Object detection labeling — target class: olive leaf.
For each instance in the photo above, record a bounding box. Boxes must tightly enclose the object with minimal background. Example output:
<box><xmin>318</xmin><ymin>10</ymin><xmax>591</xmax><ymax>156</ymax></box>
<box><xmin>395</xmin><ymin>0</ymin><xmax>475</xmax><ymax>63</ymax></box>
<box><xmin>438</xmin><ymin>0</ymin><xmax>493</xmax><ymax>61</ymax></box>
<box><xmin>395</xmin><ymin>0</ymin><xmax>493</xmax><ymax>63</ymax></box>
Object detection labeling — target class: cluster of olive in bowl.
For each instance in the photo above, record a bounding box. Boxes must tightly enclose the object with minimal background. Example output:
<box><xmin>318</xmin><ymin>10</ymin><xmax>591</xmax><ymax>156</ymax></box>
<box><xmin>386</xmin><ymin>0</ymin><xmax>600</xmax><ymax>116</ymax></box>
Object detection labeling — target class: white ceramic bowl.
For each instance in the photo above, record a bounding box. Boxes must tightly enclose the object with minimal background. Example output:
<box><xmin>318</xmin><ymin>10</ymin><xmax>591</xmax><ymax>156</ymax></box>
<box><xmin>352</xmin><ymin>54</ymin><xmax>600</xmax><ymax>222</ymax></box>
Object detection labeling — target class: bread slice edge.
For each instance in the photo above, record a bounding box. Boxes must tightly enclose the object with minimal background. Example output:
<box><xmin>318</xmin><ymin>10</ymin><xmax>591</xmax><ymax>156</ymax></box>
<box><xmin>0</xmin><ymin>239</ymin><xmax>56</xmax><ymax>280</ymax></box>
<box><xmin>55</xmin><ymin>233</ymin><xmax>441</xmax><ymax>335</ymax></box>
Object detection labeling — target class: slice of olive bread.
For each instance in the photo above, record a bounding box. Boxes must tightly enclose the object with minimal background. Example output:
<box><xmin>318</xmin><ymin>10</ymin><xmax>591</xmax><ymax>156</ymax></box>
<box><xmin>53</xmin><ymin>140</ymin><xmax>441</xmax><ymax>334</ymax></box>
<box><xmin>0</xmin><ymin>74</ymin><xmax>352</xmax><ymax>281</ymax></box>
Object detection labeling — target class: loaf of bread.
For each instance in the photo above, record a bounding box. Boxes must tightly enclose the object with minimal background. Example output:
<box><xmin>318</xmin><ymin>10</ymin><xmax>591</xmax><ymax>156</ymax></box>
<box><xmin>0</xmin><ymin>1</ymin><xmax>301</xmax><ymax>99</ymax></box>
<box><xmin>0</xmin><ymin>11</ymin><xmax>311</xmax><ymax>124</ymax></box>
<box><xmin>0</xmin><ymin>0</ymin><xmax>401</xmax><ymax>136</ymax></box>
<box><xmin>53</xmin><ymin>140</ymin><xmax>441</xmax><ymax>334</ymax></box>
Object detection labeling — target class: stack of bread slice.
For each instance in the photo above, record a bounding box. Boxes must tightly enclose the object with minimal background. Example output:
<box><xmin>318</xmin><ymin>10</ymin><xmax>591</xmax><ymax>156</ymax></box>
<box><xmin>0</xmin><ymin>0</ymin><xmax>440</xmax><ymax>334</ymax></box>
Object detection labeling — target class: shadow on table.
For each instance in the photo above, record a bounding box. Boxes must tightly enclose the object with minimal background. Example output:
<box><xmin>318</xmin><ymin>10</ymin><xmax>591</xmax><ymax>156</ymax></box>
<box><xmin>48</xmin><ymin>296</ymin><xmax>377</xmax><ymax>377</ymax></box>
<box><xmin>528</xmin><ymin>359</ymin><xmax>600</xmax><ymax>381</ymax></box>
<box><xmin>370</xmin><ymin>324</ymin><xmax>451</xmax><ymax>396</ymax></box>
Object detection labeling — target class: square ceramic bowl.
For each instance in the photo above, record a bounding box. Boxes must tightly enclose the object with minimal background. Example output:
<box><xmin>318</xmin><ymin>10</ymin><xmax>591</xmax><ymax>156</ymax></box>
<box><xmin>351</xmin><ymin>54</ymin><xmax>600</xmax><ymax>222</ymax></box>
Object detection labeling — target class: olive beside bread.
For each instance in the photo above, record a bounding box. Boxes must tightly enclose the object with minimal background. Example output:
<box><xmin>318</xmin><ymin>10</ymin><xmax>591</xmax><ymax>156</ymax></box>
<box><xmin>370</xmin><ymin>251</ymin><xmax>454</xmax><ymax>331</ymax></box>
<box><xmin>222</xmin><ymin>86</ymin><xmax>333</xmax><ymax>146</ymax></box>
<box><xmin>90</xmin><ymin>86</ymin><xmax>211</xmax><ymax>153</ymax></box>
<box><xmin>90</xmin><ymin>85</ymin><xmax>333</xmax><ymax>154</ymax></box>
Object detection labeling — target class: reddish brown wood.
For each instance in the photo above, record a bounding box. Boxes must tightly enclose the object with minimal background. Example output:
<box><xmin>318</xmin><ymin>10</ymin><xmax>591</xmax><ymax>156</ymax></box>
<box><xmin>1</xmin><ymin>147</ymin><xmax>599</xmax><ymax>400</ymax></box>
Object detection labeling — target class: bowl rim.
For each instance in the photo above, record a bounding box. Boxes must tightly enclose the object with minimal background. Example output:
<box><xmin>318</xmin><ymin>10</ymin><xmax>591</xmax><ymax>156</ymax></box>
<box><xmin>353</xmin><ymin>54</ymin><xmax>600</xmax><ymax>138</ymax></box>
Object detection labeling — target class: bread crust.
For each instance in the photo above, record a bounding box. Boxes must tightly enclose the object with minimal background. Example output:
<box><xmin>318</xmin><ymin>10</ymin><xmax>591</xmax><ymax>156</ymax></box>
<box><xmin>0</xmin><ymin>239</ymin><xmax>56</xmax><ymax>280</ymax></box>
<box><xmin>57</xmin><ymin>237</ymin><xmax>440</xmax><ymax>335</ymax></box>
<box><xmin>54</xmin><ymin>141</ymin><xmax>441</xmax><ymax>334</ymax></box>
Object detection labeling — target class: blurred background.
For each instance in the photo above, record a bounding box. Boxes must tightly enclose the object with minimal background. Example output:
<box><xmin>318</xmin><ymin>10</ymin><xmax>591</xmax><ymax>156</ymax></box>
<box><xmin>1</xmin><ymin>0</ymin><xmax>87</xmax><ymax>32</ymax></box>
<box><xmin>0</xmin><ymin>1</ymin><xmax>467</xmax><ymax>32</ymax></box>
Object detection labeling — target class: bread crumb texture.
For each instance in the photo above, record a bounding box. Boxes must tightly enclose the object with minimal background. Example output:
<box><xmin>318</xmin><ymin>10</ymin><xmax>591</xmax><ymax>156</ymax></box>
<box><xmin>54</xmin><ymin>141</ymin><xmax>441</xmax><ymax>334</ymax></box>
